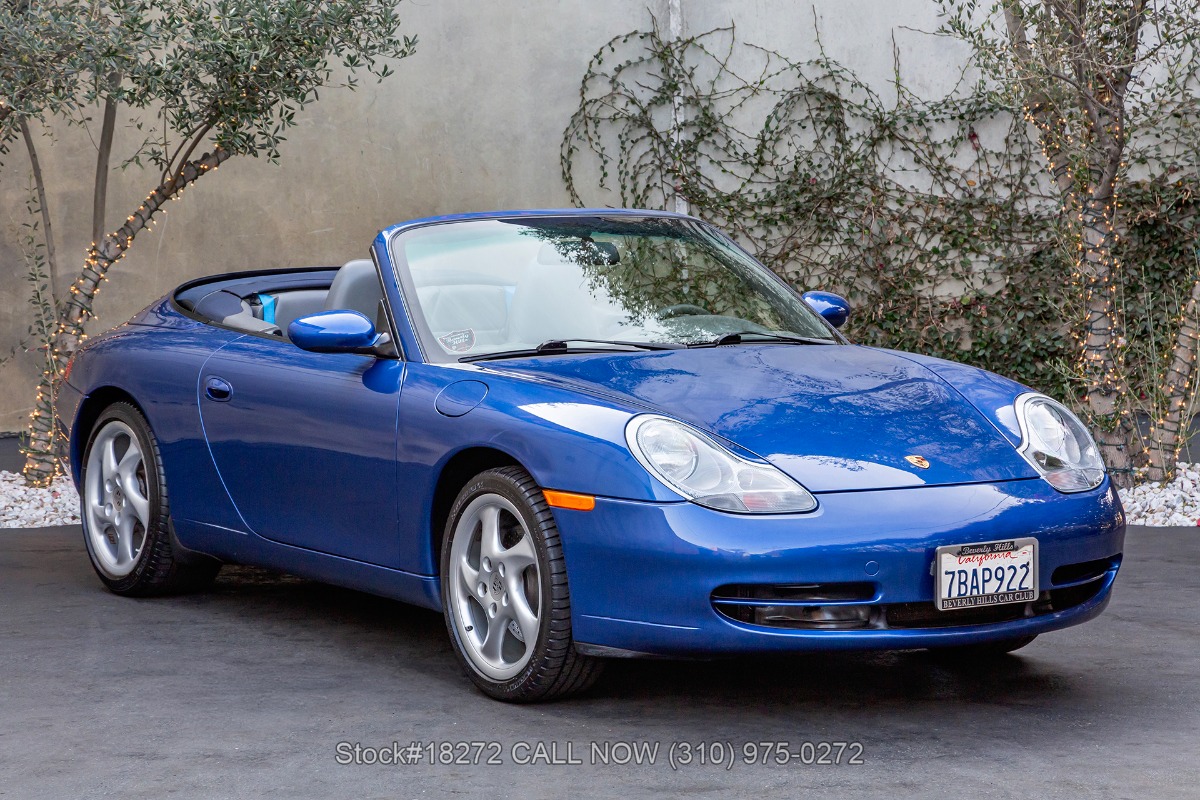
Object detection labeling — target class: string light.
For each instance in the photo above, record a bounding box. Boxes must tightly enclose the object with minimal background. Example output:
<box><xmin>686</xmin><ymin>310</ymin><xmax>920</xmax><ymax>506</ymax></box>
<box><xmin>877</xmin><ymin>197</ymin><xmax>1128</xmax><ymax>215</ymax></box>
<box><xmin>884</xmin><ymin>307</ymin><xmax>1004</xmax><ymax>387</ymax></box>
<box><xmin>22</xmin><ymin>147</ymin><xmax>230</xmax><ymax>486</ymax></box>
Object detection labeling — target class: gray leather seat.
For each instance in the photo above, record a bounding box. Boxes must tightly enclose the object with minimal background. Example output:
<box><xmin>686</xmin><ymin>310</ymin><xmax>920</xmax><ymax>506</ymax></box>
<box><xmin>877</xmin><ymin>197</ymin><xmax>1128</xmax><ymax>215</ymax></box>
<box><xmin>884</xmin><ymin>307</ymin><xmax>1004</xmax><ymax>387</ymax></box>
<box><xmin>271</xmin><ymin>289</ymin><xmax>327</xmax><ymax>333</ymax></box>
<box><xmin>326</xmin><ymin>259</ymin><xmax>388</xmax><ymax>331</ymax></box>
<box><xmin>194</xmin><ymin>289</ymin><xmax>280</xmax><ymax>335</ymax></box>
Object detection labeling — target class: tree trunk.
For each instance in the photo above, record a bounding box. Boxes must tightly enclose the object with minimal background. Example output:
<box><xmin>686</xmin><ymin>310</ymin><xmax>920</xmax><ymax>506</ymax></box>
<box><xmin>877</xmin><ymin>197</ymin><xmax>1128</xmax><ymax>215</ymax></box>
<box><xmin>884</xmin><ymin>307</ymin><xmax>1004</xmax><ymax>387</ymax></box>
<box><xmin>1144</xmin><ymin>274</ymin><xmax>1200</xmax><ymax>482</ymax></box>
<box><xmin>15</xmin><ymin>116</ymin><xmax>63</xmax><ymax>485</ymax></box>
<box><xmin>19</xmin><ymin>118</ymin><xmax>59</xmax><ymax>300</ymax></box>
<box><xmin>92</xmin><ymin>90</ymin><xmax>119</xmax><ymax>251</ymax></box>
<box><xmin>1076</xmin><ymin>195</ymin><xmax>1137</xmax><ymax>485</ymax></box>
<box><xmin>21</xmin><ymin>147</ymin><xmax>230</xmax><ymax>485</ymax></box>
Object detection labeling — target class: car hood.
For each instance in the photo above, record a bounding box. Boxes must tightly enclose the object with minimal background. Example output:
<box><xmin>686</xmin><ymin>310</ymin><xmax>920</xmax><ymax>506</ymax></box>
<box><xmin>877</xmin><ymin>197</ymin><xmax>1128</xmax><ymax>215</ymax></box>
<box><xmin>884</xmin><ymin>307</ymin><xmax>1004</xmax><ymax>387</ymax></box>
<box><xmin>484</xmin><ymin>345</ymin><xmax>1039</xmax><ymax>492</ymax></box>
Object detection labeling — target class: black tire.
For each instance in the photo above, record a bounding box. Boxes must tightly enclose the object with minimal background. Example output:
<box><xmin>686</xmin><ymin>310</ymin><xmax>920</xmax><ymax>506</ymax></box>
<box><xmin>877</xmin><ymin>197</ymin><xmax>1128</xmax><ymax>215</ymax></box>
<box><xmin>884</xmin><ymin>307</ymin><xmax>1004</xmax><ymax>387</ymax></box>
<box><xmin>80</xmin><ymin>402</ymin><xmax>221</xmax><ymax>596</ymax></box>
<box><xmin>440</xmin><ymin>466</ymin><xmax>602</xmax><ymax>702</ymax></box>
<box><xmin>929</xmin><ymin>634</ymin><xmax>1038</xmax><ymax>661</ymax></box>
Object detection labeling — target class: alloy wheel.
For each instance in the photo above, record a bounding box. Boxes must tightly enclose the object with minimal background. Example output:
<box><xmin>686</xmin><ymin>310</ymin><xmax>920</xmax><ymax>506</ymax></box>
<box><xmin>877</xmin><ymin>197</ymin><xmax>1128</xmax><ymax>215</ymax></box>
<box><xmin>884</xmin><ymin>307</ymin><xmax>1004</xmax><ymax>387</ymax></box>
<box><xmin>447</xmin><ymin>493</ymin><xmax>542</xmax><ymax>681</ymax></box>
<box><xmin>84</xmin><ymin>421</ymin><xmax>151</xmax><ymax>579</ymax></box>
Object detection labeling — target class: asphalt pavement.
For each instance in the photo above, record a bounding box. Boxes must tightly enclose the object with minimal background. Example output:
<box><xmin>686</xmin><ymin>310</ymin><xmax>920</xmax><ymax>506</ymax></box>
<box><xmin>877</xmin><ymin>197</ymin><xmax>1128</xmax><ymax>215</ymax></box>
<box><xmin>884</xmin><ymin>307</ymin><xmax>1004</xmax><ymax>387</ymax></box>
<box><xmin>0</xmin><ymin>523</ymin><xmax>1195</xmax><ymax>799</ymax></box>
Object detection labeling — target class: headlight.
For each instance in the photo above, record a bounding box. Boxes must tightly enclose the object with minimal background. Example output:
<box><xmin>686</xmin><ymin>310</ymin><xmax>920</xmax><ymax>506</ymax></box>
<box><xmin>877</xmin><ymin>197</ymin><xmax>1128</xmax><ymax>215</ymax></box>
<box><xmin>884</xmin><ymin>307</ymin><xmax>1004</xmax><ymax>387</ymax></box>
<box><xmin>1014</xmin><ymin>393</ymin><xmax>1105</xmax><ymax>492</ymax></box>
<box><xmin>625</xmin><ymin>415</ymin><xmax>817</xmax><ymax>513</ymax></box>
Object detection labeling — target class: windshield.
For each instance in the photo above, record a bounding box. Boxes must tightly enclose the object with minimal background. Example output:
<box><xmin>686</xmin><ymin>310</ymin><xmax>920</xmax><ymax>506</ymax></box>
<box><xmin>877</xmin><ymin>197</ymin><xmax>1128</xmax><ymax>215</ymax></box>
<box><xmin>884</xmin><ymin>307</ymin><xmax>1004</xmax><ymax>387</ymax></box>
<box><xmin>390</xmin><ymin>215</ymin><xmax>837</xmax><ymax>361</ymax></box>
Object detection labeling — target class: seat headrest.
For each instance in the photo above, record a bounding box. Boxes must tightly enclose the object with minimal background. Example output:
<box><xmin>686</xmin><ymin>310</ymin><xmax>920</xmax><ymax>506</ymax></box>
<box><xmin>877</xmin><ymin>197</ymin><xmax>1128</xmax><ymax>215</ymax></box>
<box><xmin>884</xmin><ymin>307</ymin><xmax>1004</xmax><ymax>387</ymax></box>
<box><xmin>325</xmin><ymin>259</ymin><xmax>386</xmax><ymax>329</ymax></box>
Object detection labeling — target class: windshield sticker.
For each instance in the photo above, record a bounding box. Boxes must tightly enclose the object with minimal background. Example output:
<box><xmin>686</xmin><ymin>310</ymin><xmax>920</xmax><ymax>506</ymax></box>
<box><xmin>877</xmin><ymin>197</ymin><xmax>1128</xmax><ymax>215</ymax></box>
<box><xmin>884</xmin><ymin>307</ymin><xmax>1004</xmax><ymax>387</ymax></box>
<box><xmin>438</xmin><ymin>328</ymin><xmax>476</xmax><ymax>353</ymax></box>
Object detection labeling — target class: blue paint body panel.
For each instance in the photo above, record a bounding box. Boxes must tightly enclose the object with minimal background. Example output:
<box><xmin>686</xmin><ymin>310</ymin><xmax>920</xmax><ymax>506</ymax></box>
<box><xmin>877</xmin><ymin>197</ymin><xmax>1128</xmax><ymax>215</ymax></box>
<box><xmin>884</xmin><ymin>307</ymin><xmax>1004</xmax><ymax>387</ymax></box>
<box><xmin>481</xmin><ymin>346</ymin><xmax>1041</xmax><ymax>493</ymax></box>
<box><xmin>196</xmin><ymin>336</ymin><xmax>404</xmax><ymax>566</ymax></box>
<box><xmin>558</xmin><ymin>479</ymin><xmax>1123</xmax><ymax>654</ymax></box>
<box><xmin>59</xmin><ymin>209</ymin><xmax>1125</xmax><ymax>657</ymax></box>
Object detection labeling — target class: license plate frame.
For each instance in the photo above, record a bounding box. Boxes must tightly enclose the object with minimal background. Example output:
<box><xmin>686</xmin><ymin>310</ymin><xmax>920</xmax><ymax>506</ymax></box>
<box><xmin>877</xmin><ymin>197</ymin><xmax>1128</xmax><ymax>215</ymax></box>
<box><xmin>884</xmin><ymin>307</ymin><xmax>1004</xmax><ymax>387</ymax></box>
<box><xmin>935</xmin><ymin>537</ymin><xmax>1039</xmax><ymax>611</ymax></box>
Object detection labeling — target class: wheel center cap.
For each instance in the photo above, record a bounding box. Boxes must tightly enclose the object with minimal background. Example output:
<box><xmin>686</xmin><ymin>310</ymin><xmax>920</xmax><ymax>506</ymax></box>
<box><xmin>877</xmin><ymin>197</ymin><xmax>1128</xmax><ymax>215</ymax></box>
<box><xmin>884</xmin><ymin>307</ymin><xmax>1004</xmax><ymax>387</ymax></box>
<box><xmin>491</xmin><ymin>573</ymin><xmax>504</xmax><ymax>596</ymax></box>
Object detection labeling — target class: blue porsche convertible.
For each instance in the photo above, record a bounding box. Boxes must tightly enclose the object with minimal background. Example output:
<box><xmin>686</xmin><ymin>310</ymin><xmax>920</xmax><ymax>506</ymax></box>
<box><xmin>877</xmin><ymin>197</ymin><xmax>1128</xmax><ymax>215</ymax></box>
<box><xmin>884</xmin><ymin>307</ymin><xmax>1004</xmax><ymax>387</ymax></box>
<box><xmin>59</xmin><ymin>209</ymin><xmax>1124</xmax><ymax>702</ymax></box>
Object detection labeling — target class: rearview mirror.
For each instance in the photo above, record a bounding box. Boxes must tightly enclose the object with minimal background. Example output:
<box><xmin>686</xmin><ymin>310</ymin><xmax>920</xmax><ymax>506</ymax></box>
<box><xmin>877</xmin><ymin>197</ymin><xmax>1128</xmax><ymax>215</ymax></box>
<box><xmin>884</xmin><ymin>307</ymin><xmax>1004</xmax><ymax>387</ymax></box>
<box><xmin>289</xmin><ymin>310</ymin><xmax>382</xmax><ymax>354</ymax></box>
<box><xmin>802</xmin><ymin>291</ymin><xmax>852</xmax><ymax>329</ymax></box>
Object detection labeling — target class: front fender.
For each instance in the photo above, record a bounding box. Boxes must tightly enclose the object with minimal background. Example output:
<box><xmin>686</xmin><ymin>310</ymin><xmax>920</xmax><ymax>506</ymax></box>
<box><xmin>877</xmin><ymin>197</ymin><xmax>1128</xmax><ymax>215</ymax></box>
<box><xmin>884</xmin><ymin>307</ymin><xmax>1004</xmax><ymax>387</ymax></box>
<box><xmin>401</xmin><ymin>363</ymin><xmax>679</xmax><ymax>504</ymax></box>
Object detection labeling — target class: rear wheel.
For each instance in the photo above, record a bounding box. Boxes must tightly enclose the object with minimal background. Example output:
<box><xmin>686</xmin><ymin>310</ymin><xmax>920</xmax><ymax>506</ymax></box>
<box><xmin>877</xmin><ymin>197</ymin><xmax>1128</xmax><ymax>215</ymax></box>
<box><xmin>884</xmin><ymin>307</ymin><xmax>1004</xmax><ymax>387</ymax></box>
<box><xmin>441</xmin><ymin>466</ymin><xmax>602</xmax><ymax>702</ymax></box>
<box><xmin>80</xmin><ymin>403</ymin><xmax>220</xmax><ymax>595</ymax></box>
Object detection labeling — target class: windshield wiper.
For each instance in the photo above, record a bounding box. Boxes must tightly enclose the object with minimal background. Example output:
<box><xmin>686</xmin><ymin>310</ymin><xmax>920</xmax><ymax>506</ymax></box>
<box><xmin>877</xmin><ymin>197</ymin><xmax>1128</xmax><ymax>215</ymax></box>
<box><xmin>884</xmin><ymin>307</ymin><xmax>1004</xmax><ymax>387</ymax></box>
<box><xmin>460</xmin><ymin>338</ymin><xmax>683</xmax><ymax>363</ymax></box>
<box><xmin>688</xmin><ymin>331</ymin><xmax>834</xmax><ymax>348</ymax></box>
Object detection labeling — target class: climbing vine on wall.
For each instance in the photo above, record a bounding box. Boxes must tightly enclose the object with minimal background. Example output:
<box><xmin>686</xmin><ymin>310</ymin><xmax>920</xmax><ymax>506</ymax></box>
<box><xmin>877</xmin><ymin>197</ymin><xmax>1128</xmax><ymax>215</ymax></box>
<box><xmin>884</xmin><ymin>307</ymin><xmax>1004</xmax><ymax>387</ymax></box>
<box><xmin>561</xmin><ymin>23</ymin><xmax>1198</xmax><ymax>405</ymax></box>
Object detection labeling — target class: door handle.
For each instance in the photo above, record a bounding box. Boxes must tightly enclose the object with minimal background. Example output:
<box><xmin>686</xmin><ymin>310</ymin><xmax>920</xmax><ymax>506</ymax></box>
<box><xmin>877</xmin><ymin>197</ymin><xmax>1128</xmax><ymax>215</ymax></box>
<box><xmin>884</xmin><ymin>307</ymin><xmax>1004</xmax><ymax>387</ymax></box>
<box><xmin>204</xmin><ymin>376</ymin><xmax>233</xmax><ymax>402</ymax></box>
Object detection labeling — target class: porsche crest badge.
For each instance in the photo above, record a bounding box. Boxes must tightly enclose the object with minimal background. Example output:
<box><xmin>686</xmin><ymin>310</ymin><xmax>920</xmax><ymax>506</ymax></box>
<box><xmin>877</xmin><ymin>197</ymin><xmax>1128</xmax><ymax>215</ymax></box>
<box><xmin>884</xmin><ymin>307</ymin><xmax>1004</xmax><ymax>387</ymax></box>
<box><xmin>905</xmin><ymin>455</ymin><xmax>931</xmax><ymax>469</ymax></box>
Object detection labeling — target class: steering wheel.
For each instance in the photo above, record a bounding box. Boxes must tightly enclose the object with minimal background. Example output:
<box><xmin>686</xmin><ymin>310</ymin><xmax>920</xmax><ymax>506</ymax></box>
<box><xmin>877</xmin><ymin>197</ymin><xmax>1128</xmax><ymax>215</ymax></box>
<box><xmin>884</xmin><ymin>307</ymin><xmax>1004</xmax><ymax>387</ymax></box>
<box><xmin>655</xmin><ymin>303</ymin><xmax>710</xmax><ymax>320</ymax></box>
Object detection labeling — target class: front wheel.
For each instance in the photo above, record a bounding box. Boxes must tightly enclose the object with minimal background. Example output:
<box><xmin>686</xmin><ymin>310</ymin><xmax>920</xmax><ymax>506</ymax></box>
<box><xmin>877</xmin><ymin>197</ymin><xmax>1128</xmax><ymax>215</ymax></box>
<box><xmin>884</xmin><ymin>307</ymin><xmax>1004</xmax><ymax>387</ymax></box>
<box><xmin>441</xmin><ymin>466</ymin><xmax>602</xmax><ymax>702</ymax></box>
<box><xmin>80</xmin><ymin>402</ymin><xmax>220</xmax><ymax>596</ymax></box>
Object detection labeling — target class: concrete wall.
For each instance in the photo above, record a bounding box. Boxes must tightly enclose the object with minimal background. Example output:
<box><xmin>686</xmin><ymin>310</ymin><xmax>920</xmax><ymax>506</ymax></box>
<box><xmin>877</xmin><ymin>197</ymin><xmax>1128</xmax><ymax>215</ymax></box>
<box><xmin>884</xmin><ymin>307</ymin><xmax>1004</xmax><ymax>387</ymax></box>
<box><xmin>0</xmin><ymin>0</ymin><xmax>959</xmax><ymax>429</ymax></box>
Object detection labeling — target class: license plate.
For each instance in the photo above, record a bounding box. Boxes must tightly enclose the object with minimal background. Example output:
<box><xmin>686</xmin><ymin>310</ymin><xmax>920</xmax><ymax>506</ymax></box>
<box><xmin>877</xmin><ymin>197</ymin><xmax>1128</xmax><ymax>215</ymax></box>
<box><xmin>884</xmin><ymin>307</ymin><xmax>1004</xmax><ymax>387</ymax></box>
<box><xmin>935</xmin><ymin>537</ymin><xmax>1038</xmax><ymax>611</ymax></box>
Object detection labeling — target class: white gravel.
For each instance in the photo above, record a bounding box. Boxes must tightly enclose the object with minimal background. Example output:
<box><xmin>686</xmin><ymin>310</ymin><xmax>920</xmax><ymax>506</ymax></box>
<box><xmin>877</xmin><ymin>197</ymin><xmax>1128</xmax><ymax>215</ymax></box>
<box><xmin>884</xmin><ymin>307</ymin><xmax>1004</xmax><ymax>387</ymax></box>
<box><xmin>0</xmin><ymin>463</ymin><xmax>1195</xmax><ymax>528</ymax></box>
<box><xmin>1118</xmin><ymin>462</ymin><xmax>1200</xmax><ymax>527</ymax></box>
<box><xmin>0</xmin><ymin>471</ymin><xmax>81</xmax><ymax>528</ymax></box>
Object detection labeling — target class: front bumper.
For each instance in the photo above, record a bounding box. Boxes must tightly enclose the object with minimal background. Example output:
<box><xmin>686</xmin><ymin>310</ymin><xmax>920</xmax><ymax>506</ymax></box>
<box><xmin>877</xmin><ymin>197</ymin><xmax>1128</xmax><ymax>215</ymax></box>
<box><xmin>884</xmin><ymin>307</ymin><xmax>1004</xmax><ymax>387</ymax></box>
<box><xmin>554</xmin><ymin>477</ymin><xmax>1125</xmax><ymax>656</ymax></box>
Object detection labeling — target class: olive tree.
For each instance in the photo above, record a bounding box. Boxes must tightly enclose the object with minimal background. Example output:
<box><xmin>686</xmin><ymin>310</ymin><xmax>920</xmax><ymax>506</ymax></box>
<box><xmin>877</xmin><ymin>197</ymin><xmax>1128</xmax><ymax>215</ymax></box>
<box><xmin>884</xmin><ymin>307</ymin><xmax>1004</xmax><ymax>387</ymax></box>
<box><xmin>12</xmin><ymin>0</ymin><xmax>417</xmax><ymax>484</ymax></box>
<box><xmin>0</xmin><ymin>0</ymin><xmax>112</xmax><ymax>160</ymax></box>
<box><xmin>2</xmin><ymin>0</ymin><xmax>144</xmax><ymax>457</ymax></box>
<box><xmin>3</xmin><ymin>0</ymin><xmax>110</xmax><ymax>311</ymax></box>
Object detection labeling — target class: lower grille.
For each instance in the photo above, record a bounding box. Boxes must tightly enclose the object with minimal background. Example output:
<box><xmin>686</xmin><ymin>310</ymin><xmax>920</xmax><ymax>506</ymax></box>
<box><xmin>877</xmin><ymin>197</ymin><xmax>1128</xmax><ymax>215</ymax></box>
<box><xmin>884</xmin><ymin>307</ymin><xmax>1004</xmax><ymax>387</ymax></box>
<box><xmin>884</xmin><ymin>578</ymin><xmax>1107</xmax><ymax>629</ymax></box>
<box><xmin>883</xmin><ymin>599</ymin><xmax>1030</xmax><ymax>629</ymax></box>
<box><xmin>1052</xmin><ymin>555</ymin><xmax>1121</xmax><ymax>586</ymax></box>
<box><xmin>712</xmin><ymin>560</ymin><xmax>1115</xmax><ymax>631</ymax></box>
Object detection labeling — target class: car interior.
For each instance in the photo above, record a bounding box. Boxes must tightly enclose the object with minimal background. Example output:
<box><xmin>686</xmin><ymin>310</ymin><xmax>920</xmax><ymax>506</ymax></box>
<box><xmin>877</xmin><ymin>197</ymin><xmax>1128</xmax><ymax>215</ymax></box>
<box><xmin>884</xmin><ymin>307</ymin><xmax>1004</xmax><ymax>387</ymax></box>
<box><xmin>175</xmin><ymin>259</ymin><xmax>390</xmax><ymax>342</ymax></box>
<box><xmin>176</xmin><ymin>245</ymin><xmax>632</xmax><ymax>355</ymax></box>
<box><xmin>411</xmin><ymin>242</ymin><xmax>628</xmax><ymax>352</ymax></box>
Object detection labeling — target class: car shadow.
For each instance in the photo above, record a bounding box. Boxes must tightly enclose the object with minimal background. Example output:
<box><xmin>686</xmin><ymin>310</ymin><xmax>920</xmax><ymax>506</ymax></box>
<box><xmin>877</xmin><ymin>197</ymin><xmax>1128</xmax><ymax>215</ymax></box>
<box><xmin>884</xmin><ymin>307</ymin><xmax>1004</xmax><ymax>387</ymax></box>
<box><xmin>185</xmin><ymin>565</ymin><xmax>1085</xmax><ymax>715</ymax></box>
<box><xmin>596</xmin><ymin>648</ymin><xmax>1062</xmax><ymax>708</ymax></box>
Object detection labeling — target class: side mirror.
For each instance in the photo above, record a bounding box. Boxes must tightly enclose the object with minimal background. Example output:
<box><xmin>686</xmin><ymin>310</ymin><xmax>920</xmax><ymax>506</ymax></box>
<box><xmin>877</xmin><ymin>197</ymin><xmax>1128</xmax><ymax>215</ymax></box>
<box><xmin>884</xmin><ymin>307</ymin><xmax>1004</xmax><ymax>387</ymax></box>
<box><xmin>802</xmin><ymin>291</ymin><xmax>852</xmax><ymax>329</ymax></box>
<box><xmin>289</xmin><ymin>310</ymin><xmax>381</xmax><ymax>354</ymax></box>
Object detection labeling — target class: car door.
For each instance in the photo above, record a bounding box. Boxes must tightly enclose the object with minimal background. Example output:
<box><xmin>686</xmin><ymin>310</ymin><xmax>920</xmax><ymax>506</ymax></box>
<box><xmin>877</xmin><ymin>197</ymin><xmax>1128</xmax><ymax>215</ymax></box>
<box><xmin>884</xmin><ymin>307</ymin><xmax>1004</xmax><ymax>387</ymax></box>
<box><xmin>197</xmin><ymin>336</ymin><xmax>404</xmax><ymax>566</ymax></box>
